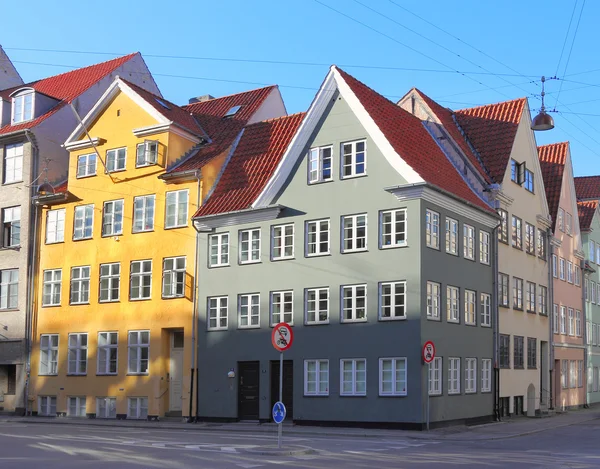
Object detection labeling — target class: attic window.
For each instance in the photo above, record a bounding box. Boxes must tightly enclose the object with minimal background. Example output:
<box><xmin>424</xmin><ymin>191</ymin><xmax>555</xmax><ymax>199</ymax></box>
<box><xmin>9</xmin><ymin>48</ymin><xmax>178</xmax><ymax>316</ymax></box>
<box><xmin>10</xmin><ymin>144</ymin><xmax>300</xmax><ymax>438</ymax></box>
<box><xmin>224</xmin><ymin>105</ymin><xmax>242</xmax><ymax>117</ymax></box>
<box><xmin>12</xmin><ymin>90</ymin><xmax>34</xmax><ymax>124</ymax></box>
<box><xmin>155</xmin><ymin>98</ymin><xmax>170</xmax><ymax>110</ymax></box>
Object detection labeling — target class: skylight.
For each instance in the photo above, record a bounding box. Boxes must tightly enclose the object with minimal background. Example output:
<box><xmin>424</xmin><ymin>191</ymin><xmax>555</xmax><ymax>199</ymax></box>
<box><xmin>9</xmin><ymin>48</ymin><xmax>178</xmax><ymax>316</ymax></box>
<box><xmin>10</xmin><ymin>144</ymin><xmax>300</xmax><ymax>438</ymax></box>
<box><xmin>224</xmin><ymin>105</ymin><xmax>242</xmax><ymax>117</ymax></box>
<box><xmin>155</xmin><ymin>97</ymin><xmax>171</xmax><ymax>110</ymax></box>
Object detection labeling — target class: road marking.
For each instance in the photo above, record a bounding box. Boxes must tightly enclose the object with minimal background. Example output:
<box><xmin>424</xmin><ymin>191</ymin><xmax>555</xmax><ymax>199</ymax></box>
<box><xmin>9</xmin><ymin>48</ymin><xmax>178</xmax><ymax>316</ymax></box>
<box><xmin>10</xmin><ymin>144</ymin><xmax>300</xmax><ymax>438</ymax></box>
<box><xmin>236</xmin><ymin>464</ymin><xmax>264</xmax><ymax>468</ymax></box>
<box><xmin>221</xmin><ymin>447</ymin><xmax>237</xmax><ymax>453</ymax></box>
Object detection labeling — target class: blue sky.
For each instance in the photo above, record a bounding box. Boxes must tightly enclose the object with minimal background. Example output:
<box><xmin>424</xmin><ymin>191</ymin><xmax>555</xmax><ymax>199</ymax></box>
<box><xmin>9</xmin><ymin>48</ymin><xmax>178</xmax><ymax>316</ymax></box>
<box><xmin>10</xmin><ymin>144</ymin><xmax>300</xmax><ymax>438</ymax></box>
<box><xmin>2</xmin><ymin>0</ymin><xmax>599</xmax><ymax>175</ymax></box>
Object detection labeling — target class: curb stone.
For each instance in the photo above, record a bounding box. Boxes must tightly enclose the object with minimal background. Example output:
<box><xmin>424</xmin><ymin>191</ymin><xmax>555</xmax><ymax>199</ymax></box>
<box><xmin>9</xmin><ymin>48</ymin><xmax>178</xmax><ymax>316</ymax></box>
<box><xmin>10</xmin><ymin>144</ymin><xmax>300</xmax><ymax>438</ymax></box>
<box><xmin>244</xmin><ymin>445</ymin><xmax>316</xmax><ymax>456</ymax></box>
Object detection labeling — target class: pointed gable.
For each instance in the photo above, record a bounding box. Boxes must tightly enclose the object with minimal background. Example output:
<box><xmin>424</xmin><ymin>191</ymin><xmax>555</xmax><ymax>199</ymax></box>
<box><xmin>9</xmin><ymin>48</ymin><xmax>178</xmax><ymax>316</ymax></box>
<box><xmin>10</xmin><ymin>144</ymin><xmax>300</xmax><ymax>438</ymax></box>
<box><xmin>454</xmin><ymin>98</ymin><xmax>526</xmax><ymax>183</ymax></box>
<box><xmin>334</xmin><ymin>67</ymin><xmax>493</xmax><ymax>213</ymax></box>
<box><xmin>578</xmin><ymin>200</ymin><xmax>598</xmax><ymax>232</ymax></box>
<box><xmin>538</xmin><ymin>142</ymin><xmax>569</xmax><ymax>232</ymax></box>
<box><xmin>575</xmin><ymin>176</ymin><xmax>600</xmax><ymax>201</ymax></box>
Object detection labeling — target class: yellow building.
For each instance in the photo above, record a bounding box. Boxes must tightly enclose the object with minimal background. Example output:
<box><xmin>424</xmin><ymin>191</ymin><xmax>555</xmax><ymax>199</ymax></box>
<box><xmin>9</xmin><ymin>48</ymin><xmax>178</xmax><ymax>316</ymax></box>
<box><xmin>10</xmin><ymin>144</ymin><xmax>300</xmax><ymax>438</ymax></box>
<box><xmin>29</xmin><ymin>77</ymin><xmax>285</xmax><ymax>419</ymax></box>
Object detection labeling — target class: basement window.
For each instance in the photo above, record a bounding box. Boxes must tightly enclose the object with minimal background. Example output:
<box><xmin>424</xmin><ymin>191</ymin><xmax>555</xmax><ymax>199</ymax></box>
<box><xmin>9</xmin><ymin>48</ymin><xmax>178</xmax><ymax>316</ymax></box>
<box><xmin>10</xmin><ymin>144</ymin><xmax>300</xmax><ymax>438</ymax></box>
<box><xmin>224</xmin><ymin>105</ymin><xmax>242</xmax><ymax>117</ymax></box>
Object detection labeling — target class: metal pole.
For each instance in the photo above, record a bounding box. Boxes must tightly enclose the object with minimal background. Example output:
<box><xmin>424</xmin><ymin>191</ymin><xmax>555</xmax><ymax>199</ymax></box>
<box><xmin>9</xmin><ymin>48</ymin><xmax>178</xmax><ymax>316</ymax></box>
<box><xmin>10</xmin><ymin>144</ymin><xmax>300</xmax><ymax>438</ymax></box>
<box><xmin>278</xmin><ymin>351</ymin><xmax>283</xmax><ymax>448</ymax></box>
<box><xmin>426</xmin><ymin>363</ymin><xmax>430</xmax><ymax>431</ymax></box>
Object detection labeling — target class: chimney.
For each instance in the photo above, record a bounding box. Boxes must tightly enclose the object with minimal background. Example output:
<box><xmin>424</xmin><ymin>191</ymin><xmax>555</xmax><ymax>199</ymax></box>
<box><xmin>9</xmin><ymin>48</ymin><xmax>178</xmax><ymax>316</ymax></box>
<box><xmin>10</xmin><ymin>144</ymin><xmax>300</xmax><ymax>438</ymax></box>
<box><xmin>189</xmin><ymin>94</ymin><xmax>215</xmax><ymax>104</ymax></box>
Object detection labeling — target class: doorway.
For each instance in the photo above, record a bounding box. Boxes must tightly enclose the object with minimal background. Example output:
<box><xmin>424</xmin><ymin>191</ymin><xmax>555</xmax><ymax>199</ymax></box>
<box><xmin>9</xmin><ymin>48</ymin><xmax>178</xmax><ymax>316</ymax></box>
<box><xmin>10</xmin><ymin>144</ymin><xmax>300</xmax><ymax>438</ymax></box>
<box><xmin>270</xmin><ymin>360</ymin><xmax>293</xmax><ymax>421</ymax></box>
<box><xmin>238</xmin><ymin>361</ymin><xmax>260</xmax><ymax>420</ymax></box>
<box><xmin>169</xmin><ymin>331</ymin><xmax>184</xmax><ymax>413</ymax></box>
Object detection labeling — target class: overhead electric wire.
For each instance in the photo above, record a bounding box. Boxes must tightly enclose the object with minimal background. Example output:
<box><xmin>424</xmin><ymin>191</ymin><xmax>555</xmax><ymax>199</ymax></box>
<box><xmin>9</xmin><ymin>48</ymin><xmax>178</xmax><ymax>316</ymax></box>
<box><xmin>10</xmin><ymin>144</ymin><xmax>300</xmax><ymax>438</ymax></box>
<box><xmin>554</xmin><ymin>0</ymin><xmax>579</xmax><ymax>78</ymax></box>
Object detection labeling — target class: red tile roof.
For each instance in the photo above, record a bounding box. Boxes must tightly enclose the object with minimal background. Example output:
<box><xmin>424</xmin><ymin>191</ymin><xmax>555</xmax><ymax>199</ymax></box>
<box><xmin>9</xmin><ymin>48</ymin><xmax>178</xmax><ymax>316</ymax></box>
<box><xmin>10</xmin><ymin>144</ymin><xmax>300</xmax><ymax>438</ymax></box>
<box><xmin>335</xmin><ymin>67</ymin><xmax>493</xmax><ymax>213</ymax></box>
<box><xmin>412</xmin><ymin>89</ymin><xmax>492</xmax><ymax>184</ymax></box>
<box><xmin>578</xmin><ymin>200</ymin><xmax>598</xmax><ymax>232</ymax></box>
<box><xmin>538</xmin><ymin>142</ymin><xmax>569</xmax><ymax>233</ymax></box>
<box><xmin>575</xmin><ymin>176</ymin><xmax>600</xmax><ymax>201</ymax></box>
<box><xmin>454</xmin><ymin>98</ymin><xmax>526</xmax><ymax>183</ymax></box>
<box><xmin>169</xmin><ymin>86</ymin><xmax>277</xmax><ymax>173</ymax></box>
<box><xmin>0</xmin><ymin>53</ymin><xmax>138</xmax><ymax>136</ymax></box>
<box><xmin>121</xmin><ymin>79</ymin><xmax>205</xmax><ymax>137</ymax></box>
<box><xmin>194</xmin><ymin>113</ymin><xmax>305</xmax><ymax>217</ymax></box>
<box><xmin>53</xmin><ymin>180</ymin><xmax>68</xmax><ymax>194</ymax></box>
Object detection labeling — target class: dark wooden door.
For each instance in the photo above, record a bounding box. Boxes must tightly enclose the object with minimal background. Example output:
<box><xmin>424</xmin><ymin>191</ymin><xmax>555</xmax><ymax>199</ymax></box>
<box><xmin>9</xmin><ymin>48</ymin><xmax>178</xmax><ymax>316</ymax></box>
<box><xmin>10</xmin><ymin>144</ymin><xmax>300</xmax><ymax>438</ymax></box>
<box><xmin>238</xmin><ymin>361</ymin><xmax>260</xmax><ymax>420</ymax></box>
<box><xmin>270</xmin><ymin>360</ymin><xmax>293</xmax><ymax>421</ymax></box>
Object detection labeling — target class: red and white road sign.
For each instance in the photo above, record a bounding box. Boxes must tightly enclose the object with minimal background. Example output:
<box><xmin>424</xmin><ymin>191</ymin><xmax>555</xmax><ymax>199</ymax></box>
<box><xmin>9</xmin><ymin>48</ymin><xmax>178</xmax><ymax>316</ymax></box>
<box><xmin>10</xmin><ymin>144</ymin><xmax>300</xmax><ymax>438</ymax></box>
<box><xmin>272</xmin><ymin>322</ymin><xmax>294</xmax><ymax>352</ymax></box>
<box><xmin>422</xmin><ymin>341</ymin><xmax>436</xmax><ymax>363</ymax></box>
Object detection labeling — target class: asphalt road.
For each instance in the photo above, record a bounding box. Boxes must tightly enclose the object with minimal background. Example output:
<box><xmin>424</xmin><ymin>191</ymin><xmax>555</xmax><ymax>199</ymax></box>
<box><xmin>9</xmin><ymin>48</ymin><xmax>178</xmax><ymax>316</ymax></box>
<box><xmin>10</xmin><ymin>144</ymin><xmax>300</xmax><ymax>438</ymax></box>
<box><xmin>1</xmin><ymin>420</ymin><xmax>599</xmax><ymax>468</ymax></box>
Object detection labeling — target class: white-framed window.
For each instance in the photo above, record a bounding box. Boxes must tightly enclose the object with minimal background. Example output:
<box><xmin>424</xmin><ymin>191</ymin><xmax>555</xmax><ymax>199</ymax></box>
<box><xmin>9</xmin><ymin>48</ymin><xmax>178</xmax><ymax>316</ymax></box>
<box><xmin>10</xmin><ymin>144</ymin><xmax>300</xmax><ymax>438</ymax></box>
<box><xmin>591</xmin><ymin>241</ymin><xmax>596</xmax><ymax>263</ymax></box>
<box><xmin>525</xmin><ymin>223</ymin><xmax>535</xmax><ymax>254</ymax></box>
<box><xmin>568</xmin><ymin>308</ymin><xmax>574</xmax><ymax>336</ymax></box>
<box><xmin>448</xmin><ymin>358</ymin><xmax>461</xmax><ymax>394</ymax></box>
<box><xmin>481</xmin><ymin>359</ymin><xmax>491</xmax><ymax>392</ymax></box>
<box><xmin>594</xmin><ymin>367</ymin><xmax>599</xmax><ymax>392</ymax></box>
<box><xmin>558</xmin><ymin>208</ymin><xmax>565</xmax><ymax>232</ymax></box>
<box><xmin>106</xmin><ymin>147</ymin><xmax>127</xmax><ymax>172</ymax></box>
<box><xmin>429</xmin><ymin>357</ymin><xmax>442</xmax><ymax>395</ymax></box>
<box><xmin>46</xmin><ymin>208</ymin><xmax>65</xmax><ymax>244</ymax></box>
<box><xmin>427</xmin><ymin>281</ymin><xmax>441</xmax><ymax>320</ymax></box>
<box><xmin>67</xmin><ymin>396</ymin><xmax>86</xmax><ymax>417</ymax></box>
<box><xmin>304</xmin><ymin>359</ymin><xmax>329</xmax><ymax>396</ymax></box>
<box><xmin>379</xmin><ymin>281</ymin><xmax>406</xmax><ymax>320</ymax></box>
<box><xmin>465</xmin><ymin>358</ymin><xmax>477</xmax><ymax>394</ymax></box>
<box><xmin>574</xmin><ymin>265</ymin><xmax>581</xmax><ymax>286</ymax></box>
<box><xmin>12</xmin><ymin>91</ymin><xmax>33</xmax><ymax>124</ymax></box>
<box><xmin>136</xmin><ymin>141</ymin><xmax>158</xmax><ymax>167</ymax></box>
<box><xmin>271</xmin><ymin>290</ymin><xmax>293</xmax><ymax>325</ymax></box>
<box><xmin>38</xmin><ymin>396</ymin><xmax>57</xmax><ymax>416</ymax></box>
<box><xmin>77</xmin><ymin>153</ymin><xmax>96</xmax><ymax>178</ymax></box>
<box><xmin>239</xmin><ymin>228</ymin><xmax>261</xmax><ymax>264</ymax></box>
<box><xmin>3</xmin><ymin>143</ymin><xmax>23</xmax><ymax>184</ymax></box>
<box><xmin>537</xmin><ymin>228</ymin><xmax>546</xmax><ymax>259</ymax></box>
<box><xmin>538</xmin><ymin>285</ymin><xmax>547</xmax><ymax>315</ymax></box>
<box><xmin>0</xmin><ymin>269</ymin><xmax>18</xmax><ymax>309</ymax></box>
<box><xmin>341</xmin><ymin>358</ymin><xmax>367</xmax><ymax>396</ymax></box>
<box><xmin>576</xmin><ymin>310</ymin><xmax>582</xmax><ymax>337</ymax></box>
<box><xmin>524</xmin><ymin>168</ymin><xmax>534</xmax><ymax>192</ymax></box>
<box><xmin>560</xmin><ymin>306</ymin><xmax>567</xmax><ymax>334</ymax></box>
<box><xmin>341</xmin><ymin>284</ymin><xmax>367</xmax><ymax>322</ymax></box>
<box><xmin>272</xmin><ymin>224</ymin><xmax>294</xmax><ymax>260</ymax></box>
<box><xmin>307</xmin><ymin>146</ymin><xmax>332</xmax><ymax>184</ymax></box>
<box><xmin>209</xmin><ymin>233</ymin><xmax>229</xmax><ymax>267</ymax></box>
<box><xmin>566</xmin><ymin>212</ymin><xmax>572</xmax><ymax>235</ymax></box>
<box><xmin>130</xmin><ymin>260</ymin><xmax>152</xmax><ymax>300</ymax></box>
<box><xmin>341</xmin><ymin>214</ymin><xmax>367</xmax><ymax>252</ymax></box>
<box><xmin>305</xmin><ymin>288</ymin><xmax>329</xmax><ymax>324</ymax></box>
<box><xmin>70</xmin><ymin>266</ymin><xmax>90</xmax><ymax>305</ymax></box>
<box><xmin>128</xmin><ymin>330</ymin><xmax>149</xmax><ymax>374</ymax></box>
<box><xmin>593</xmin><ymin>281</ymin><xmax>597</xmax><ymax>304</ymax></box>
<box><xmin>99</xmin><ymin>263</ymin><xmax>120</xmax><ymax>302</ymax></box>
<box><xmin>567</xmin><ymin>261</ymin><xmax>573</xmax><ymax>283</ymax></box>
<box><xmin>165</xmin><ymin>189</ymin><xmax>189</xmax><ymax>228</ymax></box>
<box><xmin>552</xmin><ymin>254</ymin><xmax>558</xmax><ymax>278</ymax></box>
<box><xmin>597</xmin><ymin>245</ymin><xmax>600</xmax><ymax>266</ymax></box>
<box><xmin>341</xmin><ymin>139</ymin><xmax>366</xmax><ymax>179</ymax></box>
<box><xmin>513</xmin><ymin>277</ymin><xmax>523</xmax><ymax>309</ymax></box>
<box><xmin>39</xmin><ymin>334</ymin><xmax>58</xmax><ymax>375</ymax></box>
<box><xmin>481</xmin><ymin>293</ymin><xmax>491</xmax><ymax>327</ymax></box>
<box><xmin>306</xmin><ymin>219</ymin><xmax>330</xmax><ymax>256</ymax></box>
<box><xmin>464</xmin><ymin>290</ymin><xmax>476</xmax><ymax>325</ymax></box>
<box><xmin>162</xmin><ymin>256</ymin><xmax>186</xmax><ymax>298</ymax></box>
<box><xmin>380</xmin><ymin>209</ymin><xmax>407</xmax><ymax>248</ymax></box>
<box><xmin>479</xmin><ymin>231</ymin><xmax>490</xmax><ymax>264</ymax></box>
<box><xmin>73</xmin><ymin>204</ymin><xmax>94</xmax><ymax>240</ymax></box>
<box><xmin>42</xmin><ymin>269</ymin><xmax>61</xmax><ymax>306</ymax></box>
<box><xmin>426</xmin><ymin>210</ymin><xmax>440</xmax><ymax>249</ymax></box>
<box><xmin>97</xmin><ymin>332</ymin><xmax>118</xmax><ymax>375</ymax></box>
<box><xmin>553</xmin><ymin>304</ymin><xmax>559</xmax><ymax>334</ymax></box>
<box><xmin>463</xmin><ymin>224</ymin><xmax>475</xmax><ymax>260</ymax></box>
<box><xmin>133</xmin><ymin>195</ymin><xmax>155</xmax><ymax>232</ymax></box>
<box><xmin>446</xmin><ymin>217</ymin><xmax>458</xmax><ymax>255</ymax></box>
<box><xmin>447</xmin><ymin>285</ymin><xmax>459</xmax><ymax>323</ymax></box>
<box><xmin>239</xmin><ymin>293</ymin><xmax>260</xmax><ymax>328</ymax></box>
<box><xmin>512</xmin><ymin>215</ymin><xmax>522</xmax><ymax>249</ymax></box>
<box><xmin>127</xmin><ymin>397</ymin><xmax>149</xmax><ymax>420</ymax></box>
<box><xmin>96</xmin><ymin>397</ymin><xmax>117</xmax><ymax>419</ymax></box>
<box><xmin>2</xmin><ymin>206</ymin><xmax>20</xmax><ymax>247</ymax></box>
<box><xmin>208</xmin><ymin>296</ymin><xmax>228</xmax><ymax>330</ymax></box>
<box><xmin>67</xmin><ymin>333</ymin><xmax>87</xmax><ymax>375</ymax></box>
<box><xmin>527</xmin><ymin>282</ymin><xmax>536</xmax><ymax>313</ymax></box>
<box><xmin>379</xmin><ymin>357</ymin><xmax>407</xmax><ymax>396</ymax></box>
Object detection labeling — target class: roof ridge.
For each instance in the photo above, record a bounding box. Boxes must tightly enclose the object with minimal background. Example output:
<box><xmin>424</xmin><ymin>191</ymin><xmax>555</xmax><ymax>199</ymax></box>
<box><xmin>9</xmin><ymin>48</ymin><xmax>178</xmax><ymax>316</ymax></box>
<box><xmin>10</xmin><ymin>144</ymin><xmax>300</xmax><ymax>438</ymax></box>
<box><xmin>182</xmin><ymin>85</ymin><xmax>277</xmax><ymax>108</ymax></box>
<box><xmin>456</xmin><ymin>96</ymin><xmax>527</xmax><ymax>113</ymax></box>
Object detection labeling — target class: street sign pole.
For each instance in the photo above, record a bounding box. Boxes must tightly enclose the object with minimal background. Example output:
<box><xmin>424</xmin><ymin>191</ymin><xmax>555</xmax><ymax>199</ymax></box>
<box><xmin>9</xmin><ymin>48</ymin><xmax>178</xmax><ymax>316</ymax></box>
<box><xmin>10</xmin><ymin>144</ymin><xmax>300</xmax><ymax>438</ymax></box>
<box><xmin>426</xmin><ymin>365</ymin><xmax>430</xmax><ymax>431</ymax></box>
<box><xmin>272</xmin><ymin>323</ymin><xmax>293</xmax><ymax>450</ymax></box>
<box><xmin>278</xmin><ymin>351</ymin><xmax>283</xmax><ymax>449</ymax></box>
<box><xmin>422</xmin><ymin>340</ymin><xmax>436</xmax><ymax>432</ymax></box>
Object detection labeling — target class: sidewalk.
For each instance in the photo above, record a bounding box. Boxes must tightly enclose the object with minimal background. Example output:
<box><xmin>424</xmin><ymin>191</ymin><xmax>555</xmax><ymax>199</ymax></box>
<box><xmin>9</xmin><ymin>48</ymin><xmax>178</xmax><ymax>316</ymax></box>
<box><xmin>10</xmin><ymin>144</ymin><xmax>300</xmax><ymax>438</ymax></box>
<box><xmin>1</xmin><ymin>407</ymin><xmax>598</xmax><ymax>442</ymax></box>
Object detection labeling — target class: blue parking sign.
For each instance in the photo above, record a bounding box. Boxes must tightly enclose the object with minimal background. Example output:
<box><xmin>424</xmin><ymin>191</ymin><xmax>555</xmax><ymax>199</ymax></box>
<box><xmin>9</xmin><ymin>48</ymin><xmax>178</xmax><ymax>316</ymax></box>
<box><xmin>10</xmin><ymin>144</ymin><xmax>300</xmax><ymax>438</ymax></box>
<box><xmin>272</xmin><ymin>401</ymin><xmax>286</xmax><ymax>424</ymax></box>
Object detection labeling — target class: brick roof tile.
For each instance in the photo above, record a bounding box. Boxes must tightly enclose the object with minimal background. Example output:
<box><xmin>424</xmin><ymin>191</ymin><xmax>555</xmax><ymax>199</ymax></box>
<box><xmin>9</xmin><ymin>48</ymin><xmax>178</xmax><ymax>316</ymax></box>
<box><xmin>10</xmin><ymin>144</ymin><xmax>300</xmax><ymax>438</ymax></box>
<box><xmin>575</xmin><ymin>176</ymin><xmax>600</xmax><ymax>201</ymax></box>
<box><xmin>538</xmin><ymin>142</ymin><xmax>569</xmax><ymax>232</ymax></box>
<box><xmin>577</xmin><ymin>200</ymin><xmax>598</xmax><ymax>232</ymax></box>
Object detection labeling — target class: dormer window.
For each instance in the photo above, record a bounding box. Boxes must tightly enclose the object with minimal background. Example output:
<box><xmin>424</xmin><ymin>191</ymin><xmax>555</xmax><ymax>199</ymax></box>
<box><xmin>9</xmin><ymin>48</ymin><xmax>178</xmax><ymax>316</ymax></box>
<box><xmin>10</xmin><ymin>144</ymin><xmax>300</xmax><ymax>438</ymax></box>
<box><xmin>12</xmin><ymin>90</ymin><xmax>34</xmax><ymax>124</ymax></box>
<box><xmin>136</xmin><ymin>141</ymin><xmax>158</xmax><ymax>167</ymax></box>
<box><xmin>224</xmin><ymin>105</ymin><xmax>242</xmax><ymax>118</ymax></box>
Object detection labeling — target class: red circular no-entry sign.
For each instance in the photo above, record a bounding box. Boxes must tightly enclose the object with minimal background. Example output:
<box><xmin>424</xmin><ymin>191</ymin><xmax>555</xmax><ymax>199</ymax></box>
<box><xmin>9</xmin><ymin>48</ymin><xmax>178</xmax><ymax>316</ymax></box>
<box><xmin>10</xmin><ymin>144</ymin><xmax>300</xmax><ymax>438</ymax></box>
<box><xmin>422</xmin><ymin>341</ymin><xmax>436</xmax><ymax>363</ymax></box>
<box><xmin>272</xmin><ymin>322</ymin><xmax>294</xmax><ymax>352</ymax></box>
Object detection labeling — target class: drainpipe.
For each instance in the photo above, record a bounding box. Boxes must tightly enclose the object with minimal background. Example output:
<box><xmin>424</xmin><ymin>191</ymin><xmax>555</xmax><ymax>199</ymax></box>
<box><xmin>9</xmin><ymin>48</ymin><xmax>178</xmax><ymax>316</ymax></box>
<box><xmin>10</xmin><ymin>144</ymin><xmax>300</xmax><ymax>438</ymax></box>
<box><xmin>581</xmin><ymin>259</ymin><xmax>588</xmax><ymax>408</ymax></box>
<box><xmin>492</xmin><ymin>223</ymin><xmax>500</xmax><ymax>421</ymax></box>
<box><xmin>548</xmin><ymin>228</ymin><xmax>555</xmax><ymax>410</ymax></box>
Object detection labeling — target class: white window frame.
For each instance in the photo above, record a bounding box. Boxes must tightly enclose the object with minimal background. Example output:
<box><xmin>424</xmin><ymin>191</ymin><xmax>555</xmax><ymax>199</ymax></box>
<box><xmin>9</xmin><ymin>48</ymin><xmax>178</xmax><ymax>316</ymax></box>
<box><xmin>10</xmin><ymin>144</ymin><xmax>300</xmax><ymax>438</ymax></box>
<box><xmin>70</xmin><ymin>266</ymin><xmax>90</xmax><ymax>305</ymax></box>
<box><xmin>136</xmin><ymin>140</ymin><xmax>158</xmax><ymax>167</ymax></box>
<box><xmin>106</xmin><ymin>147</ymin><xmax>127</xmax><ymax>172</ymax></box>
<box><xmin>46</xmin><ymin>208</ymin><xmax>65</xmax><ymax>244</ymax></box>
<box><xmin>553</xmin><ymin>304</ymin><xmax>559</xmax><ymax>334</ymax></box>
<box><xmin>130</xmin><ymin>260</ymin><xmax>152</xmax><ymax>301</ymax></box>
<box><xmin>207</xmin><ymin>296</ymin><xmax>228</xmax><ymax>331</ymax></box>
<box><xmin>0</xmin><ymin>268</ymin><xmax>18</xmax><ymax>310</ymax></box>
<box><xmin>238</xmin><ymin>293</ymin><xmax>260</xmax><ymax>329</ymax></box>
<box><xmin>307</xmin><ymin>146</ymin><xmax>332</xmax><ymax>184</ymax></box>
<box><xmin>39</xmin><ymin>334</ymin><xmax>58</xmax><ymax>375</ymax></box>
<box><xmin>97</xmin><ymin>332</ymin><xmax>118</xmax><ymax>375</ymax></box>
<box><xmin>42</xmin><ymin>268</ymin><xmax>62</xmax><ymax>306</ymax></box>
<box><xmin>566</xmin><ymin>212</ymin><xmax>572</xmax><ymax>235</ymax></box>
<box><xmin>209</xmin><ymin>233</ymin><xmax>230</xmax><ymax>267</ymax></box>
<box><xmin>426</xmin><ymin>209</ymin><xmax>440</xmax><ymax>249</ymax></box>
<box><xmin>558</xmin><ymin>208</ymin><xmax>565</xmax><ymax>232</ymax></box>
<box><xmin>165</xmin><ymin>189</ymin><xmax>189</xmax><ymax>229</ymax></box>
<box><xmin>341</xmin><ymin>358</ymin><xmax>367</xmax><ymax>396</ymax></box>
<box><xmin>380</xmin><ymin>209</ymin><xmax>407</xmax><ymax>248</ymax></box>
<box><xmin>304</xmin><ymin>359</ymin><xmax>329</xmax><ymax>396</ymax></box>
<box><xmin>568</xmin><ymin>307</ymin><xmax>574</xmax><ymax>336</ymax></box>
<box><xmin>341</xmin><ymin>284</ymin><xmax>367</xmax><ymax>323</ymax></box>
<box><xmin>567</xmin><ymin>261</ymin><xmax>573</xmax><ymax>284</ymax></box>
<box><xmin>3</xmin><ymin>143</ymin><xmax>23</xmax><ymax>184</ymax></box>
<box><xmin>306</xmin><ymin>219</ymin><xmax>330</xmax><ymax>256</ymax></box>
<box><xmin>162</xmin><ymin>256</ymin><xmax>186</xmax><ymax>298</ymax></box>
<box><xmin>527</xmin><ymin>282</ymin><xmax>536</xmax><ymax>313</ymax></box>
<box><xmin>67</xmin><ymin>333</ymin><xmax>87</xmax><ymax>375</ymax></box>
<box><xmin>341</xmin><ymin>214</ymin><xmax>367</xmax><ymax>252</ymax></box>
<box><xmin>2</xmin><ymin>206</ymin><xmax>20</xmax><ymax>248</ymax></box>
<box><xmin>447</xmin><ymin>285</ymin><xmax>459</xmax><ymax>323</ymax></box>
<box><xmin>463</xmin><ymin>224</ymin><xmax>475</xmax><ymax>260</ymax></box>
<box><xmin>99</xmin><ymin>262</ymin><xmax>120</xmax><ymax>302</ymax></box>
<box><xmin>465</xmin><ymin>358</ymin><xmax>477</xmax><ymax>394</ymax></box>
<box><xmin>102</xmin><ymin>200</ymin><xmax>124</xmax><ymax>237</ymax></box>
<box><xmin>481</xmin><ymin>359</ymin><xmax>491</xmax><ymax>392</ymax></box>
<box><xmin>128</xmin><ymin>330</ymin><xmax>150</xmax><ymax>374</ymax></box>
<box><xmin>378</xmin><ymin>357</ymin><xmax>407</xmax><ymax>397</ymax></box>
<box><xmin>12</xmin><ymin>91</ymin><xmax>33</xmax><ymax>124</ymax></box>
<box><xmin>127</xmin><ymin>397</ymin><xmax>149</xmax><ymax>420</ymax></box>
<box><xmin>576</xmin><ymin>310</ymin><xmax>582</xmax><ymax>337</ymax></box>
<box><xmin>481</xmin><ymin>293</ymin><xmax>491</xmax><ymax>327</ymax></box>
<box><xmin>305</xmin><ymin>287</ymin><xmax>329</xmax><ymax>325</ymax></box>
<box><xmin>340</xmin><ymin>139</ymin><xmax>367</xmax><ymax>179</ymax></box>
<box><xmin>239</xmin><ymin>228</ymin><xmax>261</xmax><ymax>264</ymax></box>
<box><xmin>446</xmin><ymin>217</ymin><xmax>458</xmax><ymax>255</ymax></box>
<box><xmin>270</xmin><ymin>290</ymin><xmax>294</xmax><ymax>325</ymax></box>
<box><xmin>591</xmin><ymin>240</ymin><xmax>597</xmax><ymax>263</ymax></box>
<box><xmin>379</xmin><ymin>281</ymin><xmax>406</xmax><ymax>320</ymax></box>
<box><xmin>96</xmin><ymin>397</ymin><xmax>117</xmax><ymax>419</ymax></box>
<box><xmin>429</xmin><ymin>357</ymin><xmax>442</xmax><ymax>395</ymax></box>
<box><xmin>272</xmin><ymin>224</ymin><xmax>294</xmax><ymax>260</ymax></box>
<box><xmin>427</xmin><ymin>281</ymin><xmax>441</xmax><ymax>320</ymax></box>
<box><xmin>448</xmin><ymin>357</ymin><xmax>461</xmax><ymax>394</ymax></box>
<box><xmin>77</xmin><ymin>153</ymin><xmax>96</xmax><ymax>178</ymax></box>
<box><xmin>560</xmin><ymin>306</ymin><xmax>567</xmax><ymax>335</ymax></box>
<box><xmin>73</xmin><ymin>204</ymin><xmax>94</xmax><ymax>240</ymax></box>
<box><xmin>525</xmin><ymin>223</ymin><xmax>535</xmax><ymax>255</ymax></box>
<box><xmin>132</xmin><ymin>195</ymin><xmax>155</xmax><ymax>233</ymax></box>
<box><xmin>479</xmin><ymin>231</ymin><xmax>490</xmax><ymax>264</ymax></box>
<box><xmin>552</xmin><ymin>254</ymin><xmax>558</xmax><ymax>278</ymax></box>
<box><xmin>464</xmin><ymin>289</ymin><xmax>476</xmax><ymax>325</ymax></box>
<box><xmin>67</xmin><ymin>396</ymin><xmax>87</xmax><ymax>417</ymax></box>
<box><xmin>38</xmin><ymin>396</ymin><xmax>57</xmax><ymax>416</ymax></box>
